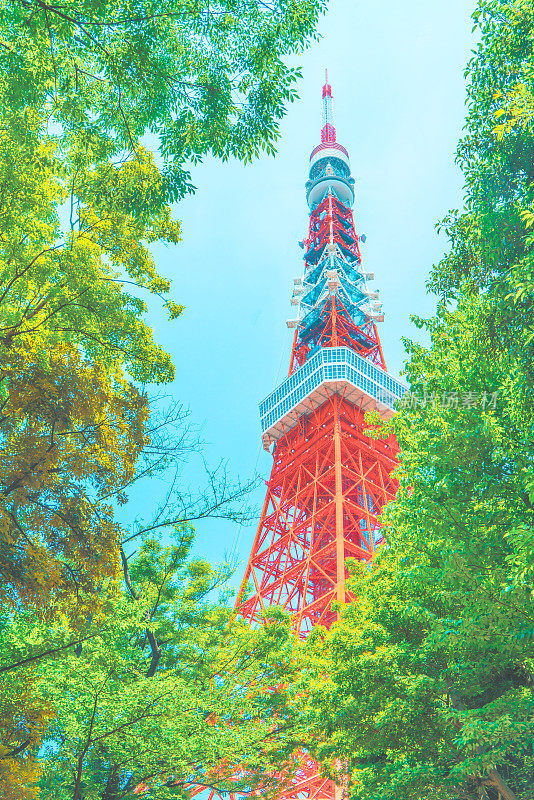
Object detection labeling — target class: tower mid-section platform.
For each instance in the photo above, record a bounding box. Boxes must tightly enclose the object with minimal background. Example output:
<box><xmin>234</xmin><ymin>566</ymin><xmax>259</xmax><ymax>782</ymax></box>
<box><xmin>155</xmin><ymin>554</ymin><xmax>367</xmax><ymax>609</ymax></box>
<box><xmin>260</xmin><ymin>346</ymin><xmax>406</xmax><ymax>449</ymax></box>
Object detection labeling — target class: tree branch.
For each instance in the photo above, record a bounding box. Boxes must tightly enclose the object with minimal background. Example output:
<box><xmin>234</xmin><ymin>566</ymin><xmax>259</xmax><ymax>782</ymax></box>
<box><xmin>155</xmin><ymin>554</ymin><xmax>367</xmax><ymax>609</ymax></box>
<box><xmin>120</xmin><ymin>546</ymin><xmax>161</xmax><ymax>678</ymax></box>
<box><xmin>484</xmin><ymin>770</ymin><xmax>519</xmax><ymax>800</ymax></box>
<box><xmin>0</xmin><ymin>738</ymin><xmax>31</xmax><ymax>759</ymax></box>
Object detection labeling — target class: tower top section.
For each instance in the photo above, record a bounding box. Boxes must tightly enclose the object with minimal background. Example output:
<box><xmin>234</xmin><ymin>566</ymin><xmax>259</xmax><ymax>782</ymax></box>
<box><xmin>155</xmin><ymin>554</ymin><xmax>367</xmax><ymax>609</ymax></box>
<box><xmin>261</xmin><ymin>75</ymin><xmax>405</xmax><ymax>452</ymax></box>
<box><xmin>307</xmin><ymin>71</ymin><xmax>354</xmax><ymax>208</ymax></box>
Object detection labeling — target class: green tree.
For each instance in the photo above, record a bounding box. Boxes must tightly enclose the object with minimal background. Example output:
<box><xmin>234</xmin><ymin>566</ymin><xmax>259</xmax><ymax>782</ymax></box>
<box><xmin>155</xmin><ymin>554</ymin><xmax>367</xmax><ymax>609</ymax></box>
<box><xmin>298</xmin><ymin>2</ymin><xmax>534</xmax><ymax>799</ymax></box>
<box><xmin>0</xmin><ymin>113</ymin><xmax>182</xmax><ymax>613</ymax></box>
<box><xmin>0</xmin><ymin>0</ymin><xmax>326</xmax><ymax>613</ymax></box>
<box><xmin>0</xmin><ymin>5</ymin><xmax>325</xmax><ymax>783</ymax></box>
<box><xmin>0</xmin><ymin>0</ymin><xmax>326</xmax><ymax>793</ymax></box>
<box><xmin>0</xmin><ymin>0</ymin><xmax>326</xmax><ymax>615</ymax></box>
<box><xmin>0</xmin><ymin>534</ymin><xmax>302</xmax><ymax>800</ymax></box>
<box><xmin>0</xmin><ymin>0</ymin><xmax>325</xmax><ymax>201</ymax></box>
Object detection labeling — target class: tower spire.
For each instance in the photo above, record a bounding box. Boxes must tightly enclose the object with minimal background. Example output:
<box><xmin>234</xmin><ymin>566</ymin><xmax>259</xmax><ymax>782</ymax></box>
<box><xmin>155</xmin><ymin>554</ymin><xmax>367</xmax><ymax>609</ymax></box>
<box><xmin>165</xmin><ymin>74</ymin><xmax>407</xmax><ymax>800</ymax></box>
<box><xmin>228</xmin><ymin>77</ymin><xmax>405</xmax><ymax>800</ymax></box>
<box><xmin>321</xmin><ymin>67</ymin><xmax>336</xmax><ymax>143</ymax></box>
<box><xmin>237</xmin><ymin>74</ymin><xmax>405</xmax><ymax>626</ymax></box>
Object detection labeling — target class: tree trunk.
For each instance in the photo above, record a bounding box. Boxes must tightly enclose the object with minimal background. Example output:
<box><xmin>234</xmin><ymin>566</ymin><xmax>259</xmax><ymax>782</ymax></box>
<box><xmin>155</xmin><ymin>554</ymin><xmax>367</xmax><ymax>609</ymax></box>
<box><xmin>484</xmin><ymin>770</ymin><xmax>519</xmax><ymax>800</ymax></box>
<box><xmin>101</xmin><ymin>766</ymin><xmax>121</xmax><ymax>800</ymax></box>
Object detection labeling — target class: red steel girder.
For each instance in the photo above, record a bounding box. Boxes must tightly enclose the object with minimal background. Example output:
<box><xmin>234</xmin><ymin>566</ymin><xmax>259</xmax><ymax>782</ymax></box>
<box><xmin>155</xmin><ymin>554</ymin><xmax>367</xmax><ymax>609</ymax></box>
<box><xmin>231</xmin><ymin>391</ymin><xmax>399</xmax><ymax>800</ymax></box>
<box><xmin>235</xmin><ymin>395</ymin><xmax>399</xmax><ymax>638</ymax></box>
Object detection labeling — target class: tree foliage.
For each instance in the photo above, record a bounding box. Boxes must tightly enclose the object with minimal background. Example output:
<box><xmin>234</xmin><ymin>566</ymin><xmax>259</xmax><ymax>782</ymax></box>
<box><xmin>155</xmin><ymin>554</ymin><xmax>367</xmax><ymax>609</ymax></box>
<box><xmin>0</xmin><ymin>534</ymin><xmax>302</xmax><ymax>799</ymax></box>
<box><xmin>0</xmin><ymin>110</ymin><xmax>180</xmax><ymax>615</ymax></box>
<box><xmin>0</xmin><ymin>0</ymin><xmax>327</xmax><ymax>791</ymax></box>
<box><xmin>299</xmin><ymin>2</ymin><xmax>534</xmax><ymax>799</ymax></box>
<box><xmin>0</xmin><ymin>0</ymin><xmax>325</xmax><ymax>200</ymax></box>
<box><xmin>0</xmin><ymin>0</ymin><xmax>326</xmax><ymax>615</ymax></box>
<box><xmin>0</xmin><ymin>113</ymin><xmax>181</xmax><ymax>377</ymax></box>
<box><xmin>0</xmin><ymin>341</ymin><xmax>148</xmax><ymax>609</ymax></box>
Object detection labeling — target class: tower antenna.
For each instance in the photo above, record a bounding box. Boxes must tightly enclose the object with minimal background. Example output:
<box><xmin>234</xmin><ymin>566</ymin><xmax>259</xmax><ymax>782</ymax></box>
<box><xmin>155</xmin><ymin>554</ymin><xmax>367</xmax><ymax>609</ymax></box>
<box><xmin>189</xmin><ymin>75</ymin><xmax>406</xmax><ymax>800</ymax></box>
<box><xmin>233</xmin><ymin>77</ymin><xmax>405</xmax><ymax>799</ymax></box>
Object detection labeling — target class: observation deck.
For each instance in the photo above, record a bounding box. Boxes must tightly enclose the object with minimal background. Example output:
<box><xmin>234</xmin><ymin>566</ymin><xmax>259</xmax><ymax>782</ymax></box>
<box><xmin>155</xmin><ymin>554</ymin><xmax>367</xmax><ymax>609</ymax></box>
<box><xmin>260</xmin><ymin>346</ymin><xmax>406</xmax><ymax>449</ymax></box>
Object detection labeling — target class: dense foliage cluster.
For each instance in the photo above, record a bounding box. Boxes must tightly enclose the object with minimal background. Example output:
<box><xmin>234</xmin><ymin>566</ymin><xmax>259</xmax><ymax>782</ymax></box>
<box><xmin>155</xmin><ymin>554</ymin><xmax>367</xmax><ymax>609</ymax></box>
<box><xmin>0</xmin><ymin>0</ymin><xmax>325</xmax><ymax>795</ymax></box>
<box><xmin>300</xmin><ymin>2</ymin><xmax>534</xmax><ymax>799</ymax></box>
<box><xmin>0</xmin><ymin>0</ymin><xmax>324</xmax><ymax>199</ymax></box>
<box><xmin>2</xmin><ymin>535</ymin><xmax>303</xmax><ymax>800</ymax></box>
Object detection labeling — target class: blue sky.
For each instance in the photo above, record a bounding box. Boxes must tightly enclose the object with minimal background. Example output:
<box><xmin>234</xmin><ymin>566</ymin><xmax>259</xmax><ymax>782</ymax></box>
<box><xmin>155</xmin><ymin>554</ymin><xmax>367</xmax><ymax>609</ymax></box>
<box><xmin>134</xmin><ymin>0</ymin><xmax>476</xmax><ymax>583</ymax></box>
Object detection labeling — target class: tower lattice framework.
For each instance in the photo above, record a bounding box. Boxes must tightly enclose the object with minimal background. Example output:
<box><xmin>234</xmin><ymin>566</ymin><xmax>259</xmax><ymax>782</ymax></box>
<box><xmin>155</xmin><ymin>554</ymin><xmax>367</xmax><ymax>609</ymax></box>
<box><xmin>233</xmin><ymin>73</ymin><xmax>405</xmax><ymax>800</ymax></box>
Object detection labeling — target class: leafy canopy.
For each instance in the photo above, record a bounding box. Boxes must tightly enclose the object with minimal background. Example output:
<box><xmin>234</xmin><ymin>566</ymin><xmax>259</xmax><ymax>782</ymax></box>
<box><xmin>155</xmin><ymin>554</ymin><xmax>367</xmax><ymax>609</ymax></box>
<box><xmin>299</xmin><ymin>2</ymin><xmax>534</xmax><ymax>799</ymax></box>
<box><xmin>0</xmin><ymin>535</ymin><xmax>304</xmax><ymax>800</ymax></box>
<box><xmin>0</xmin><ymin>0</ymin><xmax>325</xmax><ymax>200</ymax></box>
<box><xmin>0</xmin><ymin>0</ymin><xmax>327</xmax><ymax>791</ymax></box>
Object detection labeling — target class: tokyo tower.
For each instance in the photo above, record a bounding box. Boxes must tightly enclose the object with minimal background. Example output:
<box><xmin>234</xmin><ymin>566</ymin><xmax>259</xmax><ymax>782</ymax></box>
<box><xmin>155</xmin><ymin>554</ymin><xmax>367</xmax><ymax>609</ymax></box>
<box><xmin>234</xmin><ymin>73</ymin><xmax>405</xmax><ymax>800</ymax></box>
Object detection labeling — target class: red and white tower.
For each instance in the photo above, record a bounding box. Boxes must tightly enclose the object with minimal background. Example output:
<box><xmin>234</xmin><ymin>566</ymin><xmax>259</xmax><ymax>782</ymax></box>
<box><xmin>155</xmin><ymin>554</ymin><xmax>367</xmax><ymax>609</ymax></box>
<box><xmin>234</xmin><ymin>74</ymin><xmax>405</xmax><ymax>800</ymax></box>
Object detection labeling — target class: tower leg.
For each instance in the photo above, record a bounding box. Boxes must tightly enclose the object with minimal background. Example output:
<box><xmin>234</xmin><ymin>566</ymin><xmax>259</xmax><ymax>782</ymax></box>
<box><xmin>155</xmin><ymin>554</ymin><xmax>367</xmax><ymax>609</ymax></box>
<box><xmin>333</xmin><ymin>396</ymin><xmax>345</xmax><ymax>604</ymax></box>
